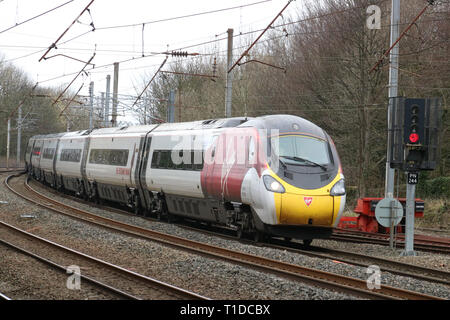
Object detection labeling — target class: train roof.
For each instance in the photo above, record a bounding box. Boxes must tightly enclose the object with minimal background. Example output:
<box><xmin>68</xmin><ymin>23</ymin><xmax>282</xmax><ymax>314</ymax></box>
<box><xmin>28</xmin><ymin>115</ymin><xmax>327</xmax><ymax>140</ymax></box>
<box><xmin>29</xmin><ymin>132</ymin><xmax>66</xmax><ymax>140</ymax></box>
<box><xmin>153</xmin><ymin>117</ymin><xmax>250</xmax><ymax>132</ymax></box>
<box><xmin>241</xmin><ymin>114</ymin><xmax>327</xmax><ymax>139</ymax></box>
<box><xmin>89</xmin><ymin>124</ymin><xmax>158</xmax><ymax>136</ymax></box>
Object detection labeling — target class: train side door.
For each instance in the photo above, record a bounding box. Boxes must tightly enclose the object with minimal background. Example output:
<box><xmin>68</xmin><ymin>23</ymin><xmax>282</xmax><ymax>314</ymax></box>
<box><xmin>200</xmin><ymin>134</ymin><xmax>219</xmax><ymax>197</ymax></box>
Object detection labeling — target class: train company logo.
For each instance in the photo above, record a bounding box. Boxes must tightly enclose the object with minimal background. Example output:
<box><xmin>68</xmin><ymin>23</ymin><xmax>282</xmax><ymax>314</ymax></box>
<box><xmin>116</xmin><ymin>167</ymin><xmax>131</xmax><ymax>175</ymax></box>
<box><xmin>303</xmin><ymin>197</ymin><xmax>313</xmax><ymax>207</ymax></box>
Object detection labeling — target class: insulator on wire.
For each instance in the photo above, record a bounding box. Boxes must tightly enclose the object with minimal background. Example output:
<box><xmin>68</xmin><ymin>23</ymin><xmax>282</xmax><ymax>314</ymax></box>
<box><xmin>171</xmin><ymin>51</ymin><xmax>188</xmax><ymax>57</ymax></box>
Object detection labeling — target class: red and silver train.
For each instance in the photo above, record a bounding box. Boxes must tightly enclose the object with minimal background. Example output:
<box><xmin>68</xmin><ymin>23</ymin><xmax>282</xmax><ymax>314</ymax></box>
<box><xmin>25</xmin><ymin>114</ymin><xmax>346</xmax><ymax>244</ymax></box>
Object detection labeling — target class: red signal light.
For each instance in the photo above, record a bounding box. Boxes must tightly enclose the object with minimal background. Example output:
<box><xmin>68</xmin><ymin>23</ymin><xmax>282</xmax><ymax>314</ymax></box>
<box><xmin>409</xmin><ymin>133</ymin><xmax>419</xmax><ymax>143</ymax></box>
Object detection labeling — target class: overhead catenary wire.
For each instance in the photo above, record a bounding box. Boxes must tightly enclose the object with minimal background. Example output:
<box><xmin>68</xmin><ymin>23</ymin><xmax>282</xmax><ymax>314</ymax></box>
<box><xmin>52</xmin><ymin>52</ymin><xmax>95</xmax><ymax>107</ymax></box>
<box><xmin>0</xmin><ymin>0</ymin><xmax>74</xmax><ymax>35</ymax></box>
<box><xmin>369</xmin><ymin>0</ymin><xmax>437</xmax><ymax>73</ymax></box>
<box><xmin>39</xmin><ymin>0</ymin><xmax>95</xmax><ymax>62</ymax></box>
<box><xmin>12</xmin><ymin>0</ymin><xmax>444</xmax><ymax>111</ymax></box>
<box><xmin>228</xmin><ymin>0</ymin><xmax>295</xmax><ymax>73</ymax></box>
<box><xmin>131</xmin><ymin>56</ymin><xmax>167</xmax><ymax>109</ymax></box>
<box><xmin>33</xmin><ymin>0</ymin><xmax>393</xmax><ymax>85</ymax></box>
<box><xmin>95</xmin><ymin>0</ymin><xmax>272</xmax><ymax>31</ymax></box>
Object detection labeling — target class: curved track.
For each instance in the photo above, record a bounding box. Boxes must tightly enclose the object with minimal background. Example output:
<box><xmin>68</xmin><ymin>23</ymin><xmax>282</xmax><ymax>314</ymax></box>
<box><xmin>5</xmin><ymin>173</ymin><xmax>445</xmax><ymax>300</ymax></box>
<box><xmin>3</xmin><ymin>174</ymin><xmax>208</xmax><ymax>300</ymax></box>
<box><xmin>0</xmin><ymin>227</ymin><xmax>137</xmax><ymax>300</ymax></box>
<box><xmin>176</xmin><ymin>222</ymin><xmax>450</xmax><ymax>286</ymax></box>
<box><xmin>0</xmin><ymin>219</ymin><xmax>207</xmax><ymax>300</ymax></box>
<box><xmin>27</xmin><ymin>174</ymin><xmax>449</xmax><ymax>287</ymax></box>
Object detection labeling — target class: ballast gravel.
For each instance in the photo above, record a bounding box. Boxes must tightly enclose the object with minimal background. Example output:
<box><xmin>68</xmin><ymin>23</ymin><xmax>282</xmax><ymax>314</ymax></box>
<box><xmin>0</xmin><ymin>173</ymin><xmax>448</xmax><ymax>300</ymax></box>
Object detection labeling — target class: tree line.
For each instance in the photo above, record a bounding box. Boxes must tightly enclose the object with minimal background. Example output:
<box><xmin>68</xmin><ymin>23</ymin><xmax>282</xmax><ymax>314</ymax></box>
<box><xmin>0</xmin><ymin>0</ymin><xmax>448</xmax><ymax>201</ymax></box>
<box><xmin>142</xmin><ymin>0</ymin><xmax>449</xmax><ymax>200</ymax></box>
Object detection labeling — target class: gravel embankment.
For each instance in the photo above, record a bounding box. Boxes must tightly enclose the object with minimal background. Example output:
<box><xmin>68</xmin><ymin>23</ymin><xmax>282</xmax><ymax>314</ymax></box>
<box><xmin>1</xmin><ymin>173</ymin><xmax>448</xmax><ymax>300</ymax></box>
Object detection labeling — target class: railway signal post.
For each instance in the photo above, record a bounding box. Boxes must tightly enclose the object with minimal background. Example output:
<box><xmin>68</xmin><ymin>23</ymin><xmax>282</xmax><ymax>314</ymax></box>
<box><xmin>389</xmin><ymin>97</ymin><xmax>442</xmax><ymax>256</ymax></box>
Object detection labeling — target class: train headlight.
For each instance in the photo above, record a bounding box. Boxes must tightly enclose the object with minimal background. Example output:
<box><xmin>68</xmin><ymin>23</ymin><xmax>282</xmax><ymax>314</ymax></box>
<box><xmin>263</xmin><ymin>175</ymin><xmax>285</xmax><ymax>193</ymax></box>
<box><xmin>330</xmin><ymin>179</ymin><xmax>346</xmax><ymax>196</ymax></box>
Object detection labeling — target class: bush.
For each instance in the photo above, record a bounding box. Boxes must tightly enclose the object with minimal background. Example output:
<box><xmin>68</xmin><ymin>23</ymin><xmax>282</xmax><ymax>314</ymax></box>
<box><xmin>418</xmin><ymin>176</ymin><xmax>450</xmax><ymax>199</ymax></box>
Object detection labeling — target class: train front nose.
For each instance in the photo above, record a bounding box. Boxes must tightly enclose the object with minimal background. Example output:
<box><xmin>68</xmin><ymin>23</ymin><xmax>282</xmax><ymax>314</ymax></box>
<box><xmin>280</xmin><ymin>191</ymin><xmax>335</xmax><ymax>226</ymax></box>
<box><xmin>264</xmin><ymin>172</ymin><xmax>346</xmax><ymax>227</ymax></box>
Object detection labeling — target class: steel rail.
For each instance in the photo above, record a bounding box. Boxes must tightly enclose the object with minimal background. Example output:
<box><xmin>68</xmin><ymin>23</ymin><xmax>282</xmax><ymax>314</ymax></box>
<box><xmin>4</xmin><ymin>174</ymin><xmax>209</xmax><ymax>301</ymax></box>
<box><xmin>7</xmin><ymin>174</ymin><xmax>444</xmax><ymax>300</ymax></box>
<box><xmin>174</xmin><ymin>223</ymin><xmax>450</xmax><ymax>286</ymax></box>
<box><xmin>0</xmin><ymin>233</ymin><xmax>140</xmax><ymax>300</ymax></box>
<box><xmin>331</xmin><ymin>231</ymin><xmax>450</xmax><ymax>255</ymax></box>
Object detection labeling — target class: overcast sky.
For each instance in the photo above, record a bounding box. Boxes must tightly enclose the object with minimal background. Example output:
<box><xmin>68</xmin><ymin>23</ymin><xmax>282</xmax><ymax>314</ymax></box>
<box><xmin>0</xmin><ymin>0</ymin><xmax>304</xmax><ymax>123</ymax></box>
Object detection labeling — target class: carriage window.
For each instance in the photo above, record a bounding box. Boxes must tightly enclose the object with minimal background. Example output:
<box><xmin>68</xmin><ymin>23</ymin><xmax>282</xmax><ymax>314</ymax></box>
<box><xmin>32</xmin><ymin>147</ymin><xmax>41</xmax><ymax>156</ymax></box>
<box><xmin>43</xmin><ymin>148</ymin><xmax>55</xmax><ymax>159</ymax></box>
<box><xmin>60</xmin><ymin>149</ymin><xmax>82</xmax><ymax>162</ymax></box>
<box><xmin>151</xmin><ymin>150</ymin><xmax>203</xmax><ymax>171</ymax></box>
<box><xmin>89</xmin><ymin>149</ymin><xmax>129</xmax><ymax>166</ymax></box>
<box><xmin>159</xmin><ymin>150</ymin><xmax>171</xmax><ymax>169</ymax></box>
<box><xmin>192</xmin><ymin>150</ymin><xmax>204</xmax><ymax>171</ymax></box>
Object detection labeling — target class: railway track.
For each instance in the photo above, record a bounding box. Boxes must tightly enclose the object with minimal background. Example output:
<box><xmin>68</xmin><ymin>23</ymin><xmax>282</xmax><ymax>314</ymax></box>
<box><xmin>174</xmin><ymin>222</ymin><xmax>450</xmax><ymax>286</ymax></box>
<box><xmin>0</xmin><ymin>219</ymin><xmax>207</xmax><ymax>300</ymax></box>
<box><xmin>27</xmin><ymin>174</ymin><xmax>450</xmax><ymax>287</ymax></box>
<box><xmin>27</xmin><ymin>172</ymin><xmax>450</xmax><ymax>257</ymax></box>
<box><xmin>0</xmin><ymin>226</ymin><xmax>135</xmax><ymax>300</ymax></box>
<box><xmin>332</xmin><ymin>229</ymin><xmax>450</xmax><ymax>254</ymax></box>
<box><xmin>5</xmin><ymin>173</ymin><xmax>445</xmax><ymax>300</ymax></box>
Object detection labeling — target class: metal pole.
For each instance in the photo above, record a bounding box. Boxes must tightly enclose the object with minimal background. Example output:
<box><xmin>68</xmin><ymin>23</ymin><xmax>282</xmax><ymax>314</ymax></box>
<box><xmin>6</xmin><ymin>118</ymin><xmax>10</xmax><ymax>169</ymax></box>
<box><xmin>389</xmin><ymin>199</ymin><xmax>395</xmax><ymax>249</ymax></box>
<box><xmin>105</xmin><ymin>74</ymin><xmax>111</xmax><ymax>127</ymax></box>
<box><xmin>89</xmin><ymin>81</ymin><xmax>94</xmax><ymax>130</ymax></box>
<box><xmin>225</xmin><ymin>28</ymin><xmax>234</xmax><ymax>118</ymax></box>
<box><xmin>100</xmin><ymin>92</ymin><xmax>105</xmax><ymax>126</ymax></box>
<box><xmin>385</xmin><ymin>0</ymin><xmax>400</xmax><ymax>198</ymax></box>
<box><xmin>401</xmin><ymin>177</ymin><xmax>417</xmax><ymax>256</ymax></box>
<box><xmin>167</xmin><ymin>90</ymin><xmax>175</xmax><ymax>123</ymax></box>
<box><xmin>16</xmin><ymin>105</ymin><xmax>22</xmax><ymax>167</ymax></box>
<box><xmin>112</xmin><ymin>63</ymin><xmax>119</xmax><ymax>127</ymax></box>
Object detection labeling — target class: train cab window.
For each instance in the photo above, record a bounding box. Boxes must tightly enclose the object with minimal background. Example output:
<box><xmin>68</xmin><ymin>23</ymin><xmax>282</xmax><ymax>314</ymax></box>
<box><xmin>276</xmin><ymin>135</ymin><xmax>330</xmax><ymax>166</ymax></box>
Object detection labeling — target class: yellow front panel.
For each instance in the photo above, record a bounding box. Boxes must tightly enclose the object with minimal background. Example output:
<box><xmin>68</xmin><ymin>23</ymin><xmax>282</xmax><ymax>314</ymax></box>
<box><xmin>267</xmin><ymin>168</ymin><xmax>342</xmax><ymax>226</ymax></box>
<box><xmin>280</xmin><ymin>193</ymin><xmax>334</xmax><ymax>225</ymax></box>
